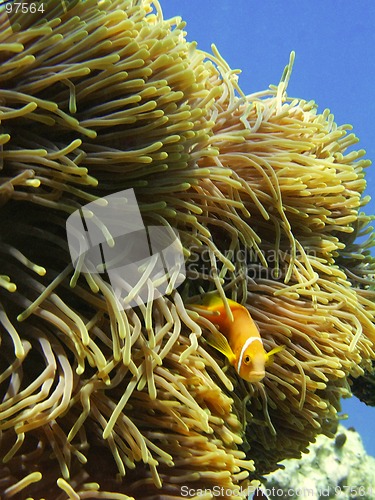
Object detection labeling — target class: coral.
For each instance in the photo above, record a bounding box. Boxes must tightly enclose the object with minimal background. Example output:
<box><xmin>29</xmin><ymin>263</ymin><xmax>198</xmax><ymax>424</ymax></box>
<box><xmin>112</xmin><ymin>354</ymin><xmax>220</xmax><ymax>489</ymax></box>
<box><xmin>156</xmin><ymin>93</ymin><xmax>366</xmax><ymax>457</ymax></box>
<box><xmin>349</xmin><ymin>362</ymin><xmax>375</xmax><ymax>406</ymax></box>
<box><xmin>263</xmin><ymin>424</ymin><xmax>375</xmax><ymax>499</ymax></box>
<box><xmin>0</xmin><ymin>0</ymin><xmax>375</xmax><ymax>498</ymax></box>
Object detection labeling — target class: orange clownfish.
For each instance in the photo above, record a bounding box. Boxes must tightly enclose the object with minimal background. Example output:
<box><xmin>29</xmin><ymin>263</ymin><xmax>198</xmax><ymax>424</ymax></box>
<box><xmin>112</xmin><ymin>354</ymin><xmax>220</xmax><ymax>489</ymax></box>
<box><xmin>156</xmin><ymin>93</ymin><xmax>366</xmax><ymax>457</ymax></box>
<box><xmin>192</xmin><ymin>293</ymin><xmax>284</xmax><ymax>383</ymax></box>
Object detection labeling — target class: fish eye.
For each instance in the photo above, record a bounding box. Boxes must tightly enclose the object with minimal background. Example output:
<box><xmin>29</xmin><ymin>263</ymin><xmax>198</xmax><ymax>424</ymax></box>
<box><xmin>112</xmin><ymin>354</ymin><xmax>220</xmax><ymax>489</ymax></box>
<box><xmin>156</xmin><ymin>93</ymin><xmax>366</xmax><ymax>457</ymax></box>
<box><xmin>244</xmin><ymin>355</ymin><xmax>251</xmax><ymax>365</ymax></box>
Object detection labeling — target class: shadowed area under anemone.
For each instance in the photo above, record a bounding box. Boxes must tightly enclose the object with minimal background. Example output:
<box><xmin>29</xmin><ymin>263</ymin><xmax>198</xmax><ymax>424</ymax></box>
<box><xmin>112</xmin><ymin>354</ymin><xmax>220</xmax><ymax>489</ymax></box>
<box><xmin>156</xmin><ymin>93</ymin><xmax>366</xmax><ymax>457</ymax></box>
<box><xmin>1</xmin><ymin>0</ymin><xmax>375</xmax><ymax>498</ymax></box>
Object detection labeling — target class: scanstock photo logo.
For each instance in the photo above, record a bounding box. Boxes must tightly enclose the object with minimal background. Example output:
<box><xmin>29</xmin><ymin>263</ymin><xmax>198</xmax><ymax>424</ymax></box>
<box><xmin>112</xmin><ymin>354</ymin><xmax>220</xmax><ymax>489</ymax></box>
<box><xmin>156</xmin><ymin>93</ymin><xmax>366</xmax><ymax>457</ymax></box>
<box><xmin>66</xmin><ymin>189</ymin><xmax>186</xmax><ymax>311</ymax></box>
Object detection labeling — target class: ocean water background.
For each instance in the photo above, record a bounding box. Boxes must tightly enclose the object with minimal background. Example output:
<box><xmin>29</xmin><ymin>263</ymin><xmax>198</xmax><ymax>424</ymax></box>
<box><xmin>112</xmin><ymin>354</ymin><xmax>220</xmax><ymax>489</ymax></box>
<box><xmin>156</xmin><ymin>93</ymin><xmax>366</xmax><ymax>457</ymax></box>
<box><xmin>161</xmin><ymin>0</ymin><xmax>375</xmax><ymax>456</ymax></box>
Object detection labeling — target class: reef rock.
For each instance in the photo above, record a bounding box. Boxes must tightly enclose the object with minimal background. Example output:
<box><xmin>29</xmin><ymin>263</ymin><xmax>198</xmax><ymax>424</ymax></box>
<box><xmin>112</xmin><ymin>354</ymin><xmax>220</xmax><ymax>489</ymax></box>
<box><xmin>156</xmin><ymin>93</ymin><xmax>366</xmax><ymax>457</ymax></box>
<box><xmin>263</xmin><ymin>424</ymin><xmax>375</xmax><ymax>499</ymax></box>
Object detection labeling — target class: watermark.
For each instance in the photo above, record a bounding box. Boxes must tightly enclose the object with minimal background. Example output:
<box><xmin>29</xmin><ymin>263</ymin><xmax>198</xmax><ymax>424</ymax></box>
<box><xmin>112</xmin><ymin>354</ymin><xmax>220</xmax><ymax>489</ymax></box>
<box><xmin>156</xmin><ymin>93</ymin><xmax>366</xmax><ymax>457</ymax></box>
<box><xmin>180</xmin><ymin>485</ymin><xmax>258</xmax><ymax>498</ymax></box>
<box><xmin>180</xmin><ymin>485</ymin><xmax>374</xmax><ymax>498</ymax></box>
<box><xmin>0</xmin><ymin>0</ymin><xmax>89</xmax><ymax>31</ymax></box>
<box><xmin>185</xmin><ymin>245</ymin><xmax>319</xmax><ymax>282</ymax></box>
<box><xmin>66</xmin><ymin>189</ymin><xmax>186</xmax><ymax>311</ymax></box>
<box><xmin>65</xmin><ymin>191</ymin><xmax>319</xmax><ymax>310</ymax></box>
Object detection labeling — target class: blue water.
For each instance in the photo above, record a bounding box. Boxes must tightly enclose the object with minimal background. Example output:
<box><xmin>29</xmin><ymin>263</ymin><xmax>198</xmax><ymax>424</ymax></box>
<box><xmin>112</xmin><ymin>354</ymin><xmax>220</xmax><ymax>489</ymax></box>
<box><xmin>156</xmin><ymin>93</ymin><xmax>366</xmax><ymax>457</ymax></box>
<box><xmin>162</xmin><ymin>0</ymin><xmax>375</xmax><ymax>456</ymax></box>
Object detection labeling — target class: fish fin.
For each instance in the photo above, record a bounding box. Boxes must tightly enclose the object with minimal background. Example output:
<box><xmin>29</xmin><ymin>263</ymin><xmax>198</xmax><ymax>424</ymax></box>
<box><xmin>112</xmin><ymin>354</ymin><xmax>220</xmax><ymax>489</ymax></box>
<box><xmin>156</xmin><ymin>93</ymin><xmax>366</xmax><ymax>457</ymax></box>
<box><xmin>202</xmin><ymin>292</ymin><xmax>225</xmax><ymax>309</ymax></box>
<box><xmin>265</xmin><ymin>345</ymin><xmax>285</xmax><ymax>366</ymax></box>
<box><xmin>205</xmin><ymin>293</ymin><xmax>243</xmax><ymax>313</ymax></box>
<box><xmin>205</xmin><ymin>330</ymin><xmax>236</xmax><ymax>364</ymax></box>
<box><xmin>226</xmin><ymin>297</ymin><xmax>244</xmax><ymax>311</ymax></box>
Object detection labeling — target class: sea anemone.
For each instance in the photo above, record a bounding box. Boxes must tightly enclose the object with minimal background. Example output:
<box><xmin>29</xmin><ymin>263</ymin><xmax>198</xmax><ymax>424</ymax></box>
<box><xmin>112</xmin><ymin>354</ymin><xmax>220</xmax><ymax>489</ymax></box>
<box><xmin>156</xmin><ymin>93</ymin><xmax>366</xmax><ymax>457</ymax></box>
<box><xmin>196</xmin><ymin>61</ymin><xmax>375</xmax><ymax>471</ymax></box>
<box><xmin>1</xmin><ymin>0</ymin><xmax>374</xmax><ymax>498</ymax></box>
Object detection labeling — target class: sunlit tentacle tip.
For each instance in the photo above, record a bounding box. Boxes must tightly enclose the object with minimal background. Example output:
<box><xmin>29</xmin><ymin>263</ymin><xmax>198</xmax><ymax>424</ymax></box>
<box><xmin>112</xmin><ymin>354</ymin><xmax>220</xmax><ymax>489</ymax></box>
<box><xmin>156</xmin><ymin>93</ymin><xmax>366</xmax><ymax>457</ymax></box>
<box><xmin>0</xmin><ymin>276</ymin><xmax>17</xmax><ymax>292</ymax></box>
<box><xmin>33</xmin><ymin>265</ymin><xmax>46</xmax><ymax>276</ymax></box>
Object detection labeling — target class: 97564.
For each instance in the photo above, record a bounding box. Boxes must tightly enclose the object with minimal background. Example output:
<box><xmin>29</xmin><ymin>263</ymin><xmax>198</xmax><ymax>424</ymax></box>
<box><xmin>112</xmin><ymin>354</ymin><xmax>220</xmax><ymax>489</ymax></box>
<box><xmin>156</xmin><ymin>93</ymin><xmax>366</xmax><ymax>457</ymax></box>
<box><xmin>4</xmin><ymin>2</ymin><xmax>45</xmax><ymax>14</ymax></box>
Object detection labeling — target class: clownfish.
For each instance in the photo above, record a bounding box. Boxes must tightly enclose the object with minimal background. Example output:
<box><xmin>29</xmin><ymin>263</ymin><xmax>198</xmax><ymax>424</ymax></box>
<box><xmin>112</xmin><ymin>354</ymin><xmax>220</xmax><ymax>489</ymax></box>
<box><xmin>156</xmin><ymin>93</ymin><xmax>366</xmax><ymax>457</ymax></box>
<box><xmin>192</xmin><ymin>293</ymin><xmax>284</xmax><ymax>383</ymax></box>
